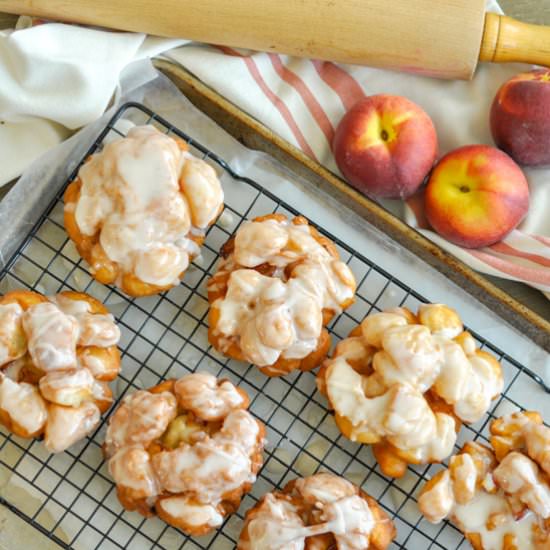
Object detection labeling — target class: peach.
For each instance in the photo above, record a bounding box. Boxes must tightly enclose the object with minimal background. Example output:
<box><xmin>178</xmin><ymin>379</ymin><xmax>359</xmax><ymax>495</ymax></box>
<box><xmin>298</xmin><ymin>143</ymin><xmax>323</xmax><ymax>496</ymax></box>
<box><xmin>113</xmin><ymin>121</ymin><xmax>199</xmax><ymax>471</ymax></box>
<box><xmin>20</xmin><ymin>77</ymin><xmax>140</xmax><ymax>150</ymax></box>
<box><xmin>333</xmin><ymin>95</ymin><xmax>437</xmax><ymax>199</ymax></box>
<box><xmin>424</xmin><ymin>145</ymin><xmax>529</xmax><ymax>249</ymax></box>
<box><xmin>491</xmin><ymin>68</ymin><xmax>550</xmax><ymax>166</ymax></box>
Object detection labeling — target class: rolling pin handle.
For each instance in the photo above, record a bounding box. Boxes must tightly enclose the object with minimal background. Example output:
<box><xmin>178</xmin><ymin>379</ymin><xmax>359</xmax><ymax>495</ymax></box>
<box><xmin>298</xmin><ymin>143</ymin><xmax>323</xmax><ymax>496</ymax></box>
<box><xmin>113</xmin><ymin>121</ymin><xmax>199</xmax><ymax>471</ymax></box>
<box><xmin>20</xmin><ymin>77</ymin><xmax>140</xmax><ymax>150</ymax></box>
<box><xmin>480</xmin><ymin>12</ymin><xmax>550</xmax><ymax>67</ymax></box>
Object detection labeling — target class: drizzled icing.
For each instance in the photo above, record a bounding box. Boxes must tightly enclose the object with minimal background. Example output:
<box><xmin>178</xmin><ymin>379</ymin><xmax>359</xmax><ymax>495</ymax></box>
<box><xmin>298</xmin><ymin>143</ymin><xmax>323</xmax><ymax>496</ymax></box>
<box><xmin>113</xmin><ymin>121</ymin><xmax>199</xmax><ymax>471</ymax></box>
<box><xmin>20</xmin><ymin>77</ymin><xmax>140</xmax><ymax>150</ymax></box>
<box><xmin>493</xmin><ymin>452</ymin><xmax>550</xmax><ymax>518</ymax></box>
<box><xmin>491</xmin><ymin>411</ymin><xmax>550</xmax><ymax>476</ymax></box>
<box><xmin>157</xmin><ymin>496</ymin><xmax>223</xmax><ymax>528</ymax></box>
<box><xmin>104</xmin><ymin>390</ymin><xmax>178</xmax><ymax>457</ymax></box>
<box><xmin>174</xmin><ymin>372</ymin><xmax>245</xmax><ymax>421</ymax></box>
<box><xmin>44</xmin><ymin>401</ymin><xmax>101</xmax><ymax>453</ymax></box>
<box><xmin>23</xmin><ymin>302</ymin><xmax>80</xmax><ymax>372</ymax></box>
<box><xmin>454</xmin><ymin>492</ymin><xmax>538</xmax><ymax>550</ymax></box>
<box><xmin>244</xmin><ymin>494</ymin><xmax>306</xmax><ymax>550</ymax></box>
<box><xmin>109</xmin><ymin>445</ymin><xmax>160</xmax><ymax>498</ymax></box>
<box><xmin>39</xmin><ymin>367</ymin><xmax>95</xmax><ymax>406</ymax></box>
<box><xmin>19</xmin><ymin>298</ymin><xmax>120</xmax><ymax>373</ymax></box>
<box><xmin>152</xmin><ymin>409</ymin><xmax>260</xmax><ymax>501</ymax></box>
<box><xmin>210</xmin><ymin>217</ymin><xmax>356</xmax><ymax>367</ymax></box>
<box><xmin>0</xmin><ymin>291</ymin><xmax>121</xmax><ymax>452</ymax></box>
<box><xmin>524</xmin><ymin>423</ymin><xmax>550</xmax><ymax>476</ymax></box>
<box><xmin>104</xmin><ymin>373</ymin><xmax>264</xmax><ymax>534</ymax></box>
<box><xmin>321</xmin><ymin>304</ymin><xmax>503</xmax><ymax>466</ymax></box>
<box><xmin>418</xmin><ymin>412</ymin><xmax>550</xmax><ymax>550</ymax></box>
<box><xmin>321</xmin><ymin>495</ymin><xmax>374</xmax><ymax>549</ymax></box>
<box><xmin>239</xmin><ymin>473</ymin><xmax>389</xmax><ymax>550</ymax></box>
<box><xmin>0</xmin><ymin>377</ymin><xmax>47</xmax><ymax>434</ymax></box>
<box><xmin>217</xmin><ymin>270</ymin><xmax>324</xmax><ymax>366</ymax></box>
<box><xmin>325</xmin><ymin>357</ymin><xmax>456</xmax><ymax>462</ymax></box>
<box><xmin>51</xmin><ymin>294</ymin><xmax>120</xmax><ymax>347</ymax></box>
<box><xmin>0</xmin><ymin>303</ymin><xmax>25</xmax><ymax>365</ymax></box>
<box><xmin>71</xmin><ymin>125</ymin><xmax>223</xmax><ymax>288</ymax></box>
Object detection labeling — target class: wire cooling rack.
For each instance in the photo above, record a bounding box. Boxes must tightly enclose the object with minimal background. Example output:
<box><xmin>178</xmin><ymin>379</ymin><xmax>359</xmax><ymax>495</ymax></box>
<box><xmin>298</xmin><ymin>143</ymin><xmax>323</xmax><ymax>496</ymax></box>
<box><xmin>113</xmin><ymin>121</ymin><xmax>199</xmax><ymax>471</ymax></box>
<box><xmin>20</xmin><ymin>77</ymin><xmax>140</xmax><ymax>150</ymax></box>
<box><xmin>0</xmin><ymin>103</ymin><xmax>548</xmax><ymax>550</ymax></box>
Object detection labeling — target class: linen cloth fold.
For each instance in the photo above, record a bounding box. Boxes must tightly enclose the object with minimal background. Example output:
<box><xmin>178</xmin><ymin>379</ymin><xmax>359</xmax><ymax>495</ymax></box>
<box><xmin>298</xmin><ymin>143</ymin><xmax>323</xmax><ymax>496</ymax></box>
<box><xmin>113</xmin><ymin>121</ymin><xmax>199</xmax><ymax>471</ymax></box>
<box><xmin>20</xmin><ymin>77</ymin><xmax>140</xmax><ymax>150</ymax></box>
<box><xmin>0</xmin><ymin>17</ymin><xmax>185</xmax><ymax>182</ymax></box>
<box><xmin>0</xmin><ymin>1</ymin><xmax>549</xmax><ymax>297</ymax></box>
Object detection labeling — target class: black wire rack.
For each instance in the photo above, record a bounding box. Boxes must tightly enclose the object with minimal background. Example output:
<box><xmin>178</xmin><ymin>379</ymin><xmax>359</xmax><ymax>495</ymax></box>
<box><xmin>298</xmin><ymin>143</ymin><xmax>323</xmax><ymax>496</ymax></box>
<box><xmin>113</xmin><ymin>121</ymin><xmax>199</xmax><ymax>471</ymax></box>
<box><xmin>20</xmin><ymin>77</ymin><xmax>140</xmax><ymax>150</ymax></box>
<box><xmin>0</xmin><ymin>102</ymin><xmax>548</xmax><ymax>550</ymax></box>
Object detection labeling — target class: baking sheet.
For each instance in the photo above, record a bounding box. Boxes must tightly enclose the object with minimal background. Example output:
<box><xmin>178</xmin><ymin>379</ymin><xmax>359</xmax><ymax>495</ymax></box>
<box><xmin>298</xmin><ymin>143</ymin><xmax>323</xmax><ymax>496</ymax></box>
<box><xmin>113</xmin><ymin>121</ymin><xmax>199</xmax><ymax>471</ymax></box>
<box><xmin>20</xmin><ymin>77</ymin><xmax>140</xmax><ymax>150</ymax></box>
<box><xmin>0</xmin><ymin>72</ymin><xmax>548</xmax><ymax>550</ymax></box>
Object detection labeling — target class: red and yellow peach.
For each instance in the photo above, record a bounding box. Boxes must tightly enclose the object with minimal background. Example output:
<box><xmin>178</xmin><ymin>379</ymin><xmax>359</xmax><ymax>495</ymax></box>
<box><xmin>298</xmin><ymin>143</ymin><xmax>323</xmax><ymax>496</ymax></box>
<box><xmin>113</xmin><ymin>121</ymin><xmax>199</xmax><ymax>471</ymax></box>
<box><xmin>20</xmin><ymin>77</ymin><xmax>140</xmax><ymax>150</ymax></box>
<box><xmin>491</xmin><ymin>68</ymin><xmax>550</xmax><ymax>166</ymax></box>
<box><xmin>333</xmin><ymin>95</ymin><xmax>438</xmax><ymax>199</ymax></box>
<box><xmin>424</xmin><ymin>145</ymin><xmax>529</xmax><ymax>248</ymax></box>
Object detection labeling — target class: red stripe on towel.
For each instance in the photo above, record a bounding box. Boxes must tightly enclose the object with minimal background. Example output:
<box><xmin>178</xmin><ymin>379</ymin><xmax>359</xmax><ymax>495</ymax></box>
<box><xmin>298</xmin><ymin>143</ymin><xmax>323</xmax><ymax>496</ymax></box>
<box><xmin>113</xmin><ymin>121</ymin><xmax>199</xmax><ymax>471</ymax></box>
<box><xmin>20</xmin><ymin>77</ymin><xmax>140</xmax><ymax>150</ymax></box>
<box><xmin>217</xmin><ymin>46</ymin><xmax>317</xmax><ymax>159</ymax></box>
<box><xmin>268</xmin><ymin>54</ymin><xmax>335</xmax><ymax>144</ymax></box>
<box><xmin>489</xmin><ymin>241</ymin><xmax>550</xmax><ymax>268</ymax></box>
<box><xmin>311</xmin><ymin>60</ymin><xmax>366</xmax><ymax>111</ymax></box>
<box><xmin>533</xmin><ymin>234</ymin><xmax>550</xmax><ymax>248</ymax></box>
<box><xmin>468</xmin><ymin>249</ymin><xmax>550</xmax><ymax>285</ymax></box>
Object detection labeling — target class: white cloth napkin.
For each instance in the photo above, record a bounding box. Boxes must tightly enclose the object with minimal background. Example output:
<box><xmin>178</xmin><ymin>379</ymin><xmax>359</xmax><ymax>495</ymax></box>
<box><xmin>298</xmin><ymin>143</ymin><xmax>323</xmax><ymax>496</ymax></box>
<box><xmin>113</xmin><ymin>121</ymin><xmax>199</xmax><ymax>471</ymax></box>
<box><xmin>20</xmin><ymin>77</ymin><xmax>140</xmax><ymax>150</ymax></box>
<box><xmin>0</xmin><ymin>17</ymin><xmax>185</xmax><ymax>181</ymax></box>
<box><xmin>0</xmin><ymin>3</ymin><xmax>549</xmax><ymax>297</ymax></box>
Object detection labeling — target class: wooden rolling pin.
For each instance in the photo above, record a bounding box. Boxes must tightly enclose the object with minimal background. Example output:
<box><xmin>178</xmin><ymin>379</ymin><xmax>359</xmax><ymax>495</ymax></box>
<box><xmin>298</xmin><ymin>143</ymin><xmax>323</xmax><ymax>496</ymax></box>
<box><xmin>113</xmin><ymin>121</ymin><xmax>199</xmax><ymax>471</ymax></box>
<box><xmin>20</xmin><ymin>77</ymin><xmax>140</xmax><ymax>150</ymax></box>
<box><xmin>1</xmin><ymin>0</ymin><xmax>549</xmax><ymax>79</ymax></box>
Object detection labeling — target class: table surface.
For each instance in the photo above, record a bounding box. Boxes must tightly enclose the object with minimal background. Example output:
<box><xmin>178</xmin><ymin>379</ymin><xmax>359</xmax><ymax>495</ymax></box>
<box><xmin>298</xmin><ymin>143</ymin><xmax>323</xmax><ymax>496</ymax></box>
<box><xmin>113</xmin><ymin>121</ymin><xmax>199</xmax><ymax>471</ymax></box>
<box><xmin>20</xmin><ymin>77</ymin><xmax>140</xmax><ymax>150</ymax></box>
<box><xmin>0</xmin><ymin>2</ymin><xmax>549</xmax><ymax>550</ymax></box>
<box><xmin>501</xmin><ymin>0</ymin><xmax>550</xmax><ymax>22</ymax></box>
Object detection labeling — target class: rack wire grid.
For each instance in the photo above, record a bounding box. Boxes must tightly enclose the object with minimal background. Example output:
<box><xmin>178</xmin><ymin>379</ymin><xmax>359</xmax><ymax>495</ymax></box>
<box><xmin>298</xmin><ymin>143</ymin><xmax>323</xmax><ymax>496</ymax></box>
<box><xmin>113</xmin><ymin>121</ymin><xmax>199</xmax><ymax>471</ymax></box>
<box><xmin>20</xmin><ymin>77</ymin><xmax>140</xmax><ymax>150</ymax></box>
<box><xmin>0</xmin><ymin>102</ymin><xmax>548</xmax><ymax>550</ymax></box>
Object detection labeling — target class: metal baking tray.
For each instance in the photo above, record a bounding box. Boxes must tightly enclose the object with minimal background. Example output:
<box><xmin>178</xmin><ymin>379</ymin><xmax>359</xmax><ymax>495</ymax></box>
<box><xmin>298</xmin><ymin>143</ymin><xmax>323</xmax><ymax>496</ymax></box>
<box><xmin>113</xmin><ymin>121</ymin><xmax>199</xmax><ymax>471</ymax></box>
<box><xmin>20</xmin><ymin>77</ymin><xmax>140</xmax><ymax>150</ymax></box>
<box><xmin>0</xmin><ymin>102</ymin><xmax>547</xmax><ymax>550</ymax></box>
<box><xmin>153</xmin><ymin>62</ymin><xmax>550</xmax><ymax>352</ymax></box>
